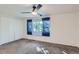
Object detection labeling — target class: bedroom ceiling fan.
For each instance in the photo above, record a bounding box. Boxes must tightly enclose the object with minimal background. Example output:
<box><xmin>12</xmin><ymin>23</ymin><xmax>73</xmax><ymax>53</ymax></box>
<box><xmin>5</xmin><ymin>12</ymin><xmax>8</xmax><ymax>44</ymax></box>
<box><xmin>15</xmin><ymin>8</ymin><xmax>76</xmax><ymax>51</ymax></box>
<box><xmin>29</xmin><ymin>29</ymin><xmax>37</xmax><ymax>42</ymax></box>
<box><xmin>21</xmin><ymin>4</ymin><xmax>43</xmax><ymax>16</ymax></box>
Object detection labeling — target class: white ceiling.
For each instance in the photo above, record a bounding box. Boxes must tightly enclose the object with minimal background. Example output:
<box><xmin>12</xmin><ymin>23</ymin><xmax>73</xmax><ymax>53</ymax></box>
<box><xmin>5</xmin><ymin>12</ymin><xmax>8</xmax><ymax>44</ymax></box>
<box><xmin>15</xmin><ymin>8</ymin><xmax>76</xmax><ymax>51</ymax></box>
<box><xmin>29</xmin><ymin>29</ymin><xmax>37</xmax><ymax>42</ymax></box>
<box><xmin>0</xmin><ymin>4</ymin><xmax>79</xmax><ymax>18</ymax></box>
<box><xmin>42</xmin><ymin>4</ymin><xmax>79</xmax><ymax>15</ymax></box>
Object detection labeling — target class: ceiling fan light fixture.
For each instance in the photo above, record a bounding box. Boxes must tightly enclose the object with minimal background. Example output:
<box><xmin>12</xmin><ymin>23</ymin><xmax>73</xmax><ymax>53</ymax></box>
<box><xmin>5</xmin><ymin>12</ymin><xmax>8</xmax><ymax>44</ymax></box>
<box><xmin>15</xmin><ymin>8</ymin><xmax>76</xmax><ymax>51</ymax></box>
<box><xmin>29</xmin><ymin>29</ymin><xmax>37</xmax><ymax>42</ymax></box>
<box><xmin>32</xmin><ymin>11</ymin><xmax>37</xmax><ymax>15</ymax></box>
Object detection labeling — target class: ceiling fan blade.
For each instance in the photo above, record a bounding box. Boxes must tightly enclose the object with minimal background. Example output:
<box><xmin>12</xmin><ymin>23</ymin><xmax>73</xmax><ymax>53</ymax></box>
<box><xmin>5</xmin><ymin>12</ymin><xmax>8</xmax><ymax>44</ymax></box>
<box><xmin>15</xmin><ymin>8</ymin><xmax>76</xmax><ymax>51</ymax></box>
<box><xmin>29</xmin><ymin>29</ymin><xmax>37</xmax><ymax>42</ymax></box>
<box><xmin>37</xmin><ymin>4</ymin><xmax>42</xmax><ymax>10</ymax></box>
<box><xmin>32</xmin><ymin>5</ymin><xmax>36</xmax><ymax>12</ymax></box>
<box><xmin>32</xmin><ymin>4</ymin><xmax>42</xmax><ymax>12</ymax></box>
<box><xmin>37</xmin><ymin>12</ymin><xmax>42</xmax><ymax>16</ymax></box>
<box><xmin>21</xmin><ymin>12</ymin><xmax>31</xmax><ymax>14</ymax></box>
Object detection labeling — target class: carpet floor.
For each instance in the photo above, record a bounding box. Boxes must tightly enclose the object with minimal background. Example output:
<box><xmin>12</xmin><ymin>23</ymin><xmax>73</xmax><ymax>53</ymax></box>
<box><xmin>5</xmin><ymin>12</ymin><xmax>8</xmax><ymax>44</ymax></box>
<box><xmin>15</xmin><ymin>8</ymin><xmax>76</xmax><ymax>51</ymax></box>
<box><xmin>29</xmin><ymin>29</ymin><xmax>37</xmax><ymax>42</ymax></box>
<box><xmin>0</xmin><ymin>39</ymin><xmax>79</xmax><ymax>54</ymax></box>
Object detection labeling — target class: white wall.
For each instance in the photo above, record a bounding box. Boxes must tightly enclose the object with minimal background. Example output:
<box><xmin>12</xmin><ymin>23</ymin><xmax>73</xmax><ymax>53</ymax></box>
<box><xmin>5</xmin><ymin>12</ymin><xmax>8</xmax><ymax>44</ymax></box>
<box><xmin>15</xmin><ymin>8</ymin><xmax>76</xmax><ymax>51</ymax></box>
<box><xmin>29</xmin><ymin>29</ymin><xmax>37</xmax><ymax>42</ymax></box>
<box><xmin>0</xmin><ymin>17</ymin><xmax>24</xmax><ymax>45</ymax></box>
<box><xmin>23</xmin><ymin>12</ymin><xmax>79</xmax><ymax>47</ymax></box>
<box><xmin>52</xmin><ymin>13</ymin><xmax>77</xmax><ymax>46</ymax></box>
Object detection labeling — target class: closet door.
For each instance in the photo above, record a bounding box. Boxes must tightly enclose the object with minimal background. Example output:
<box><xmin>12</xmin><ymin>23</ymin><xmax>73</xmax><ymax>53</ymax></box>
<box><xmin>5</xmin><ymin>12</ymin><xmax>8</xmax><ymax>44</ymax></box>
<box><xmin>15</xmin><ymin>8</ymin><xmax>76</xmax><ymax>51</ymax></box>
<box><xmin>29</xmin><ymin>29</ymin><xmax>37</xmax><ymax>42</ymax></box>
<box><xmin>0</xmin><ymin>17</ymin><xmax>23</xmax><ymax>45</ymax></box>
<box><xmin>8</xmin><ymin>19</ymin><xmax>23</xmax><ymax>42</ymax></box>
<box><xmin>9</xmin><ymin>19</ymin><xmax>15</xmax><ymax>42</ymax></box>
<box><xmin>0</xmin><ymin>18</ymin><xmax>10</xmax><ymax>44</ymax></box>
<box><xmin>14</xmin><ymin>19</ymin><xmax>23</xmax><ymax>40</ymax></box>
<box><xmin>0</xmin><ymin>18</ymin><xmax>15</xmax><ymax>45</ymax></box>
